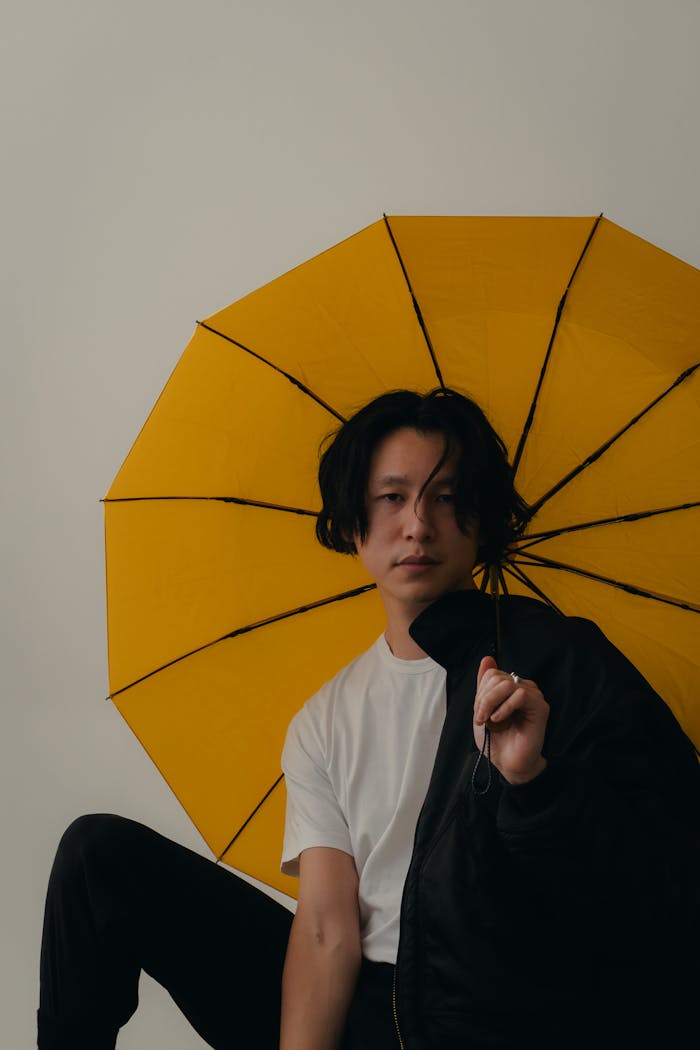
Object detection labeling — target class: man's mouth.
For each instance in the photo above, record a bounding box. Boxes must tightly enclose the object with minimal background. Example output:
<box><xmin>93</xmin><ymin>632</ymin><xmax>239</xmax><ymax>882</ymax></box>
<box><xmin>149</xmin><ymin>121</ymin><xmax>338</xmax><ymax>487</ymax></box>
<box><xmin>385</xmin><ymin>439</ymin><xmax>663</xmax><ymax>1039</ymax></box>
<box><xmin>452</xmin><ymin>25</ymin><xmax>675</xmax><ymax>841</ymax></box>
<box><xmin>397</xmin><ymin>555</ymin><xmax>439</xmax><ymax>566</ymax></box>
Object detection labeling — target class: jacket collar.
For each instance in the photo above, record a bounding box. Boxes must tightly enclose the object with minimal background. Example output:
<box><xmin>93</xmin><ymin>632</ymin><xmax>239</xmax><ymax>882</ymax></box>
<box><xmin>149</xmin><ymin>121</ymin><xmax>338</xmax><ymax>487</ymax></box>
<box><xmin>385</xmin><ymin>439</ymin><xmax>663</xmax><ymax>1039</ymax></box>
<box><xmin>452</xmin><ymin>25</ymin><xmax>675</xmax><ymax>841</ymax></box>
<box><xmin>408</xmin><ymin>588</ymin><xmax>497</xmax><ymax>670</ymax></box>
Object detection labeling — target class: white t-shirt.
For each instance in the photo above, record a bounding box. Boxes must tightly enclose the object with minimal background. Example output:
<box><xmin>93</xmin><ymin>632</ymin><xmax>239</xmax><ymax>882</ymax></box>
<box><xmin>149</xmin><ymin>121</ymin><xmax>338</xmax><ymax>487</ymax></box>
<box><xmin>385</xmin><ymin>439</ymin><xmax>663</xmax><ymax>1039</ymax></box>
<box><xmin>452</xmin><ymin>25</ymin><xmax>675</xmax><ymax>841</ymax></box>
<box><xmin>281</xmin><ymin>634</ymin><xmax>447</xmax><ymax>963</ymax></box>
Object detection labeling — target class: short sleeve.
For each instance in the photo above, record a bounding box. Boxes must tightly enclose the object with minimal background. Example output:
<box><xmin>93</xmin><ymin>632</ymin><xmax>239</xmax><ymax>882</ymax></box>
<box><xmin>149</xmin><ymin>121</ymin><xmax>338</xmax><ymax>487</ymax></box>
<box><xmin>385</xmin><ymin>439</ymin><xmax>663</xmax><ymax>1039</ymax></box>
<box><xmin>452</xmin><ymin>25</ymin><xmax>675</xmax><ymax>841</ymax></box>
<box><xmin>280</xmin><ymin>704</ymin><xmax>354</xmax><ymax>877</ymax></box>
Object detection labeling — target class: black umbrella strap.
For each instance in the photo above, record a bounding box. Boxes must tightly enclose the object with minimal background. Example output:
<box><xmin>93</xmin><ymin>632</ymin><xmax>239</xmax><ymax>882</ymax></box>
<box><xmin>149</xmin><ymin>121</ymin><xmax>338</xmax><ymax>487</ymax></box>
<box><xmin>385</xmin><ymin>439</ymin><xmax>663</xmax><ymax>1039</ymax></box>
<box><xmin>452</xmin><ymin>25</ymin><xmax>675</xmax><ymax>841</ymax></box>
<box><xmin>471</xmin><ymin>727</ymin><xmax>492</xmax><ymax>796</ymax></box>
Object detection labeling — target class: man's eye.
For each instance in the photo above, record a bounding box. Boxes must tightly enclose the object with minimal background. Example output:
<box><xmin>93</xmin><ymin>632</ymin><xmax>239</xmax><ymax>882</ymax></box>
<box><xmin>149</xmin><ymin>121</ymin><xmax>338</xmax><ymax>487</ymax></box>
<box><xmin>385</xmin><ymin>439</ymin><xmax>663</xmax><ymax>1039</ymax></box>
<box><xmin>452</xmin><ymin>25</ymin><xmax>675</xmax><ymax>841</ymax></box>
<box><xmin>380</xmin><ymin>493</ymin><xmax>403</xmax><ymax>502</ymax></box>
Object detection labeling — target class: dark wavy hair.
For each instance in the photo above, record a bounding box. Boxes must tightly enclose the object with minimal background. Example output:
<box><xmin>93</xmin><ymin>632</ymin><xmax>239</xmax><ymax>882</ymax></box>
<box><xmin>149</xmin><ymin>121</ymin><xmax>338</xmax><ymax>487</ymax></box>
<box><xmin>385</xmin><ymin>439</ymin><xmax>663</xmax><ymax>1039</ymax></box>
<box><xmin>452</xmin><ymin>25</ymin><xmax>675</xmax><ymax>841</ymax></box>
<box><xmin>315</xmin><ymin>388</ymin><xmax>530</xmax><ymax>567</ymax></box>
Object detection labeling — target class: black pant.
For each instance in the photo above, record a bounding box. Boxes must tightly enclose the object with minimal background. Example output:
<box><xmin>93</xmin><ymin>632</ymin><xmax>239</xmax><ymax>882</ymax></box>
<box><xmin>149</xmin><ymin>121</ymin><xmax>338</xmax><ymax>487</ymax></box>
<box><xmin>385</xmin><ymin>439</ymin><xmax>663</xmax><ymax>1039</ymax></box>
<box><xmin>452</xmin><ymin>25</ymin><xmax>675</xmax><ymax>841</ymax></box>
<box><xmin>38</xmin><ymin>814</ymin><xmax>396</xmax><ymax>1049</ymax></box>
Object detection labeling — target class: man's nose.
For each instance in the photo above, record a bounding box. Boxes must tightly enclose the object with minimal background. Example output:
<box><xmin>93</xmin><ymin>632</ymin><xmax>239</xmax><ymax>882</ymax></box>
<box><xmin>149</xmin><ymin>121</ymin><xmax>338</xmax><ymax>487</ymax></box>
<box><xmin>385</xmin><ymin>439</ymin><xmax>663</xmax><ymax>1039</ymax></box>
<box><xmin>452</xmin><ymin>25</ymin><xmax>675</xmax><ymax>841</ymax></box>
<box><xmin>404</xmin><ymin>499</ymin><xmax>433</xmax><ymax>541</ymax></box>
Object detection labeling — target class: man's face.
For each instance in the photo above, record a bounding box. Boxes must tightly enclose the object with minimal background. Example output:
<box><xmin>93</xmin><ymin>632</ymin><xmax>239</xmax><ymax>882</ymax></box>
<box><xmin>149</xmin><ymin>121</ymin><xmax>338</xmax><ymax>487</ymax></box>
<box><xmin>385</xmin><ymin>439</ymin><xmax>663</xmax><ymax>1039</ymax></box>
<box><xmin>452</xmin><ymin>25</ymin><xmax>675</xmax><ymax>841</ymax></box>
<box><xmin>355</xmin><ymin>427</ymin><xmax>478</xmax><ymax>621</ymax></box>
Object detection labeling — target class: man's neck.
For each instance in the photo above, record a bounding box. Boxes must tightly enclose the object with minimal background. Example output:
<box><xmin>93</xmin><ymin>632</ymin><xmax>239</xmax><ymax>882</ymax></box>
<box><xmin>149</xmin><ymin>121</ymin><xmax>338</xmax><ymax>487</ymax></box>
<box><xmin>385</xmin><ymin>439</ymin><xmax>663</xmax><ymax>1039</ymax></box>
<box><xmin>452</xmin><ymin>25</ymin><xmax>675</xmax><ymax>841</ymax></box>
<box><xmin>381</xmin><ymin>579</ymin><xmax>478</xmax><ymax>660</ymax></box>
<box><xmin>384</xmin><ymin>622</ymin><xmax>430</xmax><ymax>660</ymax></box>
<box><xmin>383</xmin><ymin>601</ymin><xmax>433</xmax><ymax>660</ymax></box>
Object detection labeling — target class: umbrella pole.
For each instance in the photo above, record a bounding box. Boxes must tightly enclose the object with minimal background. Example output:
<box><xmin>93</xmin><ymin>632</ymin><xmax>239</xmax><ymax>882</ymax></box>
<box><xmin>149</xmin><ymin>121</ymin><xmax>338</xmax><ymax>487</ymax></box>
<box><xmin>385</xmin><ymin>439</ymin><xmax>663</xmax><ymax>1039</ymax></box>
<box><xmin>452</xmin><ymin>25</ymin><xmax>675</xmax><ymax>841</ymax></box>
<box><xmin>490</xmin><ymin>563</ymin><xmax>502</xmax><ymax>665</ymax></box>
<box><xmin>472</xmin><ymin>565</ymin><xmax>500</xmax><ymax>796</ymax></box>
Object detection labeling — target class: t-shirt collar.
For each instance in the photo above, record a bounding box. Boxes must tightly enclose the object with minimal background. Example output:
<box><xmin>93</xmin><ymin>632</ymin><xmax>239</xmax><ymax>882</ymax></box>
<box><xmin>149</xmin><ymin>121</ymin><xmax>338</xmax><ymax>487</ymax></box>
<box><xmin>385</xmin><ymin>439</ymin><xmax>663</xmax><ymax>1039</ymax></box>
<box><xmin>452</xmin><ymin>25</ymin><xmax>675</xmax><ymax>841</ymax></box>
<box><xmin>375</xmin><ymin>633</ymin><xmax>442</xmax><ymax>675</ymax></box>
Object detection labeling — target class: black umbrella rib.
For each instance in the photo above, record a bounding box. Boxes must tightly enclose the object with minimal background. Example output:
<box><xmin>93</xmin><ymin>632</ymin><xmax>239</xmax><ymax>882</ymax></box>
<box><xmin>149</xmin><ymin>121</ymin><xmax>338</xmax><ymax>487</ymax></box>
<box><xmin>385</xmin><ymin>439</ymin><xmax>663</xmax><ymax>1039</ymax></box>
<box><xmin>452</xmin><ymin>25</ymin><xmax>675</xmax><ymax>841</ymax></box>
<box><xmin>107</xmin><ymin>583</ymin><xmax>377</xmax><ymax>700</ymax></box>
<box><xmin>514</xmin><ymin>500</ymin><xmax>700</xmax><ymax>551</ymax></box>
<box><xmin>102</xmin><ymin>494</ymin><xmax>318</xmax><ymax>517</ymax></box>
<box><xmin>526</xmin><ymin>362</ymin><xmax>700</xmax><ymax>520</ymax></box>
<box><xmin>382</xmin><ymin>214</ymin><xmax>445</xmax><ymax>389</ymax></box>
<box><xmin>198</xmin><ymin>321</ymin><xmax>346</xmax><ymax>423</ymax></box>
<box><xmin>217</xmin><ymin>774</ymin><xmax>284</xmax><ymax>864</ymax></box>
<box><xmin>501</xmin><ymin>561</ymin><xmax>566</xmax><ymax>615</ymax></box>
<box><xmin>498</xmin><ymin>565</ymin><xmax>509</xmax><ymax>595</ymax></box>
<box><xmin>512</xmin><ymin>550</ymin><xmax>700</xmax><ymax>614</ymax></box>
<box><xmin>512</xmin><ymin>214</ymin><xmax>603</xmax><ymax>477</ymax></box>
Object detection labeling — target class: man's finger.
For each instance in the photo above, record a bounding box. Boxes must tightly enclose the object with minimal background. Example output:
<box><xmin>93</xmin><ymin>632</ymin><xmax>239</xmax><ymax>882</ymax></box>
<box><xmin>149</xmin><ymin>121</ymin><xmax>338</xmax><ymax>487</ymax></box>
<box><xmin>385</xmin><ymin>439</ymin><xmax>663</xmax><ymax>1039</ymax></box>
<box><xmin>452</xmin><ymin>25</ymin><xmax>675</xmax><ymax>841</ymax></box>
<box><xmin>475</xmin><ymin>682</ymin><xmax>526</xmax><ymax>725</ymax></box>
<box><xmin>477</xmin><ymin>655</ymin><xmax>498</xmax><ymax>687</ymax></box>
<box><xmin>489</xmin><ymin>689</ymin><xmax>527</xmax><ymax>723</ymax></box>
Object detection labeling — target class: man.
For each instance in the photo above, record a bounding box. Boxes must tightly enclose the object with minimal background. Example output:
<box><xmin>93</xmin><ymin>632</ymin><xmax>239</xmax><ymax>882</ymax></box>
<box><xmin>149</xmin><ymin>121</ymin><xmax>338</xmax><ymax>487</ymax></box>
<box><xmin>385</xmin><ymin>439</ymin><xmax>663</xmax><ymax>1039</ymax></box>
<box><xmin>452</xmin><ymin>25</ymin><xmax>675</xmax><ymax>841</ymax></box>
<box><xmin>38</xmin><ymin>388</ymin><xmax>697</xmax><ymax>1049</ymax></box>
<box><xmin>280</xmin><ymin>388</ymin><xmax>698</xmax><ymax>1048</ymax></box>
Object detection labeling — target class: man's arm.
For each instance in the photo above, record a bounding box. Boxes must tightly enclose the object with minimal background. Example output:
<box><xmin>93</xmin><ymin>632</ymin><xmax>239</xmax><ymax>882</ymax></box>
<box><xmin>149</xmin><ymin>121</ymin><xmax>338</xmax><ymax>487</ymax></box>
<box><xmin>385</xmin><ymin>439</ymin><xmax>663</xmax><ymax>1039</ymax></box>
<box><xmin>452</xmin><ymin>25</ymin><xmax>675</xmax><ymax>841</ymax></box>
<box><xmin>280</xmin><ymin>846</ymin><xmax>362</xmax><ymax>1050</ymax></box>
<box><xmin>478</xmin><ymin>621</ymin><xmax>698</xmax><ymax>1023</ymax></box>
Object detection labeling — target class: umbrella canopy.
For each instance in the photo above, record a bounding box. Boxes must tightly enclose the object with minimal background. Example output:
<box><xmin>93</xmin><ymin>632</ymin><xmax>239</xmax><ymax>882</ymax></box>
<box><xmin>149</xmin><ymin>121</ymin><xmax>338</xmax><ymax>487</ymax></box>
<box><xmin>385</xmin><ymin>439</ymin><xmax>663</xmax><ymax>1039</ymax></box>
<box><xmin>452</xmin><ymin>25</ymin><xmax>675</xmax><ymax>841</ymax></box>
<box><xmin>105</xmin><ymin>215</ymin><xmax>700</xmax><ymax>897</ymax></box>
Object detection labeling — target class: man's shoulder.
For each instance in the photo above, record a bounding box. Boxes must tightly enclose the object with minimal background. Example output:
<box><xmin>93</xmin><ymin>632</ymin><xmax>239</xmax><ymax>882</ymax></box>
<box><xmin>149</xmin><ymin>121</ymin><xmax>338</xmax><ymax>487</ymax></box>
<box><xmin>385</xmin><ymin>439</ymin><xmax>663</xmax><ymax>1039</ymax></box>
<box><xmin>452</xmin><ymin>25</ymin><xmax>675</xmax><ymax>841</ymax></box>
<box><xmin>502</xmin><ymin>593</ymin><xmax>604</xmax><ymax>643</ymax></box>
<box><xmin>317</xmin><ymin>634</ymin><xmax>385</xmax><ymax>697</ymax></box>
<box><xmin>287</xmin><ymin>635</ymin><xmax>385</xmax><ymax>731</ymax></box>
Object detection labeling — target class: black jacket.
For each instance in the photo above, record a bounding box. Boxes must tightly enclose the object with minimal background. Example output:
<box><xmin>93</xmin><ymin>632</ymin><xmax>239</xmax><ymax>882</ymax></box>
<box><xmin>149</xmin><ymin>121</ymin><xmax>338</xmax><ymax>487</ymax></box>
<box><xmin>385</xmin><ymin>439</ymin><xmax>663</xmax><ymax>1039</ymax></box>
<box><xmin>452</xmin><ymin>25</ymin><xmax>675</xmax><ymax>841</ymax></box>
<box><xmin>394</xmin><ymin>590</ymin><xmax>699</xmax><ymax>1050</ymax></box>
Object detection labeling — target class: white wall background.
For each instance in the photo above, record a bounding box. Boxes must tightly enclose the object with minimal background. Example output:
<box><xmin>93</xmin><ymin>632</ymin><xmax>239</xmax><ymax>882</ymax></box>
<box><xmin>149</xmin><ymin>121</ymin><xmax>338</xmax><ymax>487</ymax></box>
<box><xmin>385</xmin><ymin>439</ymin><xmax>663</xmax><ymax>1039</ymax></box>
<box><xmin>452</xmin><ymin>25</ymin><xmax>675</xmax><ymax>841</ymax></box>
<box><xmin>3</xmin><ymin>1</ymin><xmax>698</xmax><ymax>1046</ymax></box>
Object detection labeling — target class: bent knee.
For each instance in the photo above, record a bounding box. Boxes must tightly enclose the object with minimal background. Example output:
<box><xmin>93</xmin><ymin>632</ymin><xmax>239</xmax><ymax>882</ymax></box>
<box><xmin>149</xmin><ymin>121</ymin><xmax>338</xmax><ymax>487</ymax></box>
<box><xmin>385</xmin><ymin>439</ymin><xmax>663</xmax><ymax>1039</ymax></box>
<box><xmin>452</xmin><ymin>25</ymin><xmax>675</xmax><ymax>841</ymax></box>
<box><xmin>51</xmin><ymin>814</ymin><xmax>135</xmax><ymax>879</ymax></box>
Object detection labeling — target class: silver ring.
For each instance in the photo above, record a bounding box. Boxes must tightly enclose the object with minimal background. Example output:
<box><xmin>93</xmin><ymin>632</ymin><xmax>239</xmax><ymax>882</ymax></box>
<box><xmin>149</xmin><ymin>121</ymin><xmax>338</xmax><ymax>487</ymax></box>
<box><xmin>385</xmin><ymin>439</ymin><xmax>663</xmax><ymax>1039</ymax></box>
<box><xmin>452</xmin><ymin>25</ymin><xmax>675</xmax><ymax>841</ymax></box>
<box><xmin>509</xmin><ymin>672</ymin><xmax>521</xmax><ymax>684</ymax></box>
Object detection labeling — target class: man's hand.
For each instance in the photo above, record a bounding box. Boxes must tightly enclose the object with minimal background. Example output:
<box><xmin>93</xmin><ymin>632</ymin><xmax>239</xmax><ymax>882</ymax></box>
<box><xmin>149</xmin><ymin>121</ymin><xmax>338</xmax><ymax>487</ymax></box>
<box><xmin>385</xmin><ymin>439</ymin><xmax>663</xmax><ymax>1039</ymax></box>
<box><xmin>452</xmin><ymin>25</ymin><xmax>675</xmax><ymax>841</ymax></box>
<box><xmin>473</xmin><ymin>656</ymin><xmax>549</xmax><ymax>785</ymax></box>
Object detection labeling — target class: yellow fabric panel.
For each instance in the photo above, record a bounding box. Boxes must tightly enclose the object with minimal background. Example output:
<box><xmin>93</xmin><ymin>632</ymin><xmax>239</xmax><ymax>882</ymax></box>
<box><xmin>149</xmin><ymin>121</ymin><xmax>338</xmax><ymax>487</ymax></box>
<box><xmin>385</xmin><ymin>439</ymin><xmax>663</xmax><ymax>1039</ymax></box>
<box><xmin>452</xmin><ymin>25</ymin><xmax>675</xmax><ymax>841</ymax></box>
<box><xmin>106</xmin><ymin>325</ymin><xmax>333</xmax><ymax>506</ymax></box>
<box><xmin>387</xmin><ymin>216</ymin><xmax>597</xmax><ymax>454</ymax></box>
<box><xmin>113</xmin><ymin>589</ymin><xmax>385</xmax><ymax>886</ymax></box>
<box><xmin>220</xmin><ymin>779</ymin><xmax>298</xmax><ymax>898</ymax></box>
<box><xmin>204</xmin><ymin>220</ymin><xmax>439</xmax><ymax>417</ymax></box>
<box><xmin>106</xmin><ymin>499</ymin><xmax>373</xmax><ymax>695</ymax></box>
<box><xmin>503</xmin><ymin>563</ymin><xmax>699</xmax><ymax>747</ymax></box>
<box><xmin>514</xmin><ymin>319</ymin><xmax>677</xmax><ymax>505</ymax></box>
<box><xmin>532</xmin><ymin>368</ymin><xmax>700</xmax><ymax>532</ymax></box>
<box><xmin>568</xmin><ymin>218</ymin><xmax>700</xmax><ymax>378</ymax></box>
<box><xmin>515</xmin><ymin>218</ymin><xmax>700</xmax><ymax>502</ymax></box>
<box><xmin>519</xmin><ymin>506</ymin><xmax>700</xmax><ymax>609</ymax></box>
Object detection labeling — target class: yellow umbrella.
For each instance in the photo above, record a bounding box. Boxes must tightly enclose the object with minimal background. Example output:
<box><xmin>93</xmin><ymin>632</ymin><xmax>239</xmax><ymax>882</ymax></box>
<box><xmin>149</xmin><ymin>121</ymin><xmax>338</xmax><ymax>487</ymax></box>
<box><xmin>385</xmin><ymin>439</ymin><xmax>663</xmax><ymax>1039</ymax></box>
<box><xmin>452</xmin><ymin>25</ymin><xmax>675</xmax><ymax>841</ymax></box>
<box><xmin>104</xmin><ymin>215</ymin><xmax>700</xmax><ymax>897</ymax></box>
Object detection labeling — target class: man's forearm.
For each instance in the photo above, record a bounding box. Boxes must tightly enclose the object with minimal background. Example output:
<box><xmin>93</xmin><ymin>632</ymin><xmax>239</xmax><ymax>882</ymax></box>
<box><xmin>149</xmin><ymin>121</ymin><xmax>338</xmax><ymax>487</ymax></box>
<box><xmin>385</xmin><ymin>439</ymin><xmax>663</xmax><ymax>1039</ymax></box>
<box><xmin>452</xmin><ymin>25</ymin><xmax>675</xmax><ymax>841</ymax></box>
<box><xmin>280</xmin><ymin>909</ymin><xmax>362</xmax><ymax>1050</ymax></box>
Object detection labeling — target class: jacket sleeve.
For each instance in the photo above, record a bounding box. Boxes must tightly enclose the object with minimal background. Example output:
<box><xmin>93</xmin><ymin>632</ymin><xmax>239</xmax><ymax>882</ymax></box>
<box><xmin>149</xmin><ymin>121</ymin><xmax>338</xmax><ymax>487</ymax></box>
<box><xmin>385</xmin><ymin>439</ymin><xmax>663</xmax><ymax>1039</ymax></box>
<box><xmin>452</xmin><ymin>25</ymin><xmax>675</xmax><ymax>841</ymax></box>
<box><xmin>494</xmin><ymin>617</ymin><xmax>698</xmax><ymax>1011</ymax></box>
